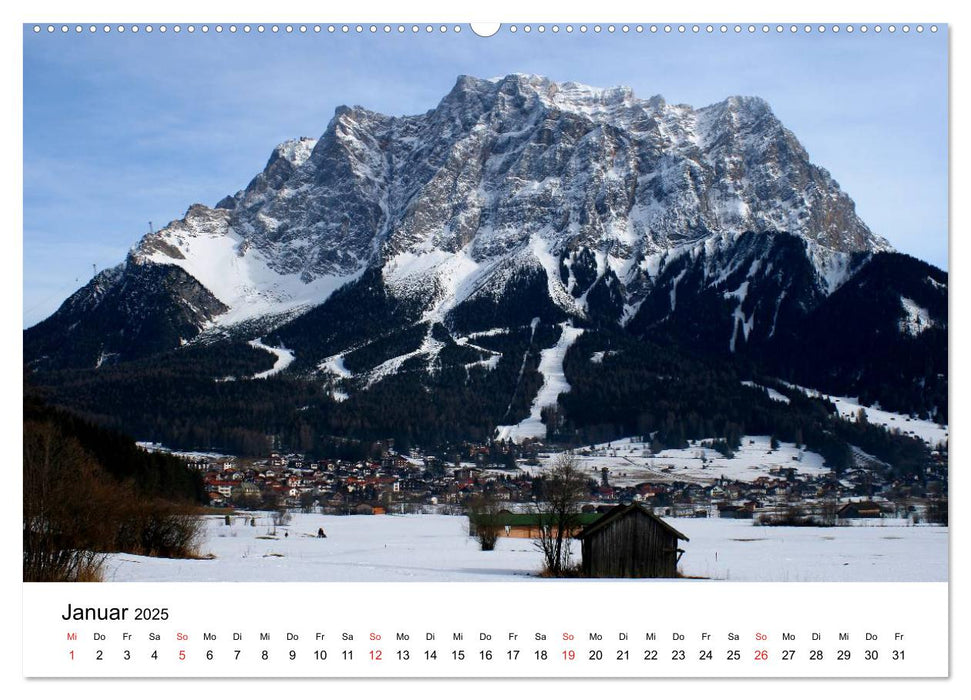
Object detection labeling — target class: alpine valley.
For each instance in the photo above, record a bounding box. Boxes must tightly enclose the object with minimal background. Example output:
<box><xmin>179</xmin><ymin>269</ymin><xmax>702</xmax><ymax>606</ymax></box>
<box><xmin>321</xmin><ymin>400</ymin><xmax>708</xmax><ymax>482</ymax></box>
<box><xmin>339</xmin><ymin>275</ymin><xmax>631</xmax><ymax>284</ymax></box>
<box><xmin>25</xmin><ymin>74</ymin><xmax>947</xmax><ymax>472</ymax></box>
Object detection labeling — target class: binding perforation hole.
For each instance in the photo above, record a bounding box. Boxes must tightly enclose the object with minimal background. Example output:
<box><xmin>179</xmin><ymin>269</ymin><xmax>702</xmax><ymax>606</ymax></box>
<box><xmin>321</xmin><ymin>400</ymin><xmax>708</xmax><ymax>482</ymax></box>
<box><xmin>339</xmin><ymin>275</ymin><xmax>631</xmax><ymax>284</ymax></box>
<box><xmin>30</xmin><ymin>21</ymin><xmax>943</xmax><ymax>38</ymax></box>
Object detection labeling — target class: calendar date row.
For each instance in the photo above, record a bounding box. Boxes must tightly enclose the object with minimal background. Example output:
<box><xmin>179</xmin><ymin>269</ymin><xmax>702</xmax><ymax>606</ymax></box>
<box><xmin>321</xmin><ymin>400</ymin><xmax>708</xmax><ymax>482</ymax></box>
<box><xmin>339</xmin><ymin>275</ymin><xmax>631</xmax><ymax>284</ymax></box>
<box><xmin>68</xmin><ymin>646</ymin><xmax>909</xmax><ymax>664</ymax></box>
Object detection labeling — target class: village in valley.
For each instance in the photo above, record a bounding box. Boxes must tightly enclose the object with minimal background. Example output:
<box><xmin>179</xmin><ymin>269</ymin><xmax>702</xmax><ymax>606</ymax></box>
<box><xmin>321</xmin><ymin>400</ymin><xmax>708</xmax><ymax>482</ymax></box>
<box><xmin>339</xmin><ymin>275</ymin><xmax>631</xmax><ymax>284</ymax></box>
<box><xmin>154</xmin><ymin>430</ymin><xmax>948</xmax><ymax>527</ymax></box>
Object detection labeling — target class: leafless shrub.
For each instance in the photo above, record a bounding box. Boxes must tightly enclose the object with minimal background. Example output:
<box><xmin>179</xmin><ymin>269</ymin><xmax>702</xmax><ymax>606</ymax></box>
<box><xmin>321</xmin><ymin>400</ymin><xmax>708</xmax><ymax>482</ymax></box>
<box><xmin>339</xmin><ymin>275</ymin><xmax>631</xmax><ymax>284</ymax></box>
<box><xmin>115</xmin><ymin>498</ymin><xmax>205</xmax><ymax>558</ymax></box>
<box><xmin>466</xmin><ymin>492</ymin><xmax>502</xmax><ymax>551</ymax></box>
<box><xmin>926</xmin><ymin>497</ymin><xmax>948</xmax><ymax>525</ymax></box>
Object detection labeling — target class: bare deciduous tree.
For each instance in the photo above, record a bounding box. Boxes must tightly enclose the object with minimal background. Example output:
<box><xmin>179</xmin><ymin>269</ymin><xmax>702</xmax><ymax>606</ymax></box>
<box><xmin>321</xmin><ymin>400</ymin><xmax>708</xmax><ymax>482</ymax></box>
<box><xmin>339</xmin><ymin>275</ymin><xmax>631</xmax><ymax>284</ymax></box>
<box><xmin>532</xmin><ymin>453</ymin><xmax>590</xmax><ymax>576</ymax></box>
<box><xmin>270</xmin><ymin>507</ymin><xmax>291</xmax><ymax>535</ymax></box>
<box><xmin>819</xmin><ymin>494</ymin><xmax>839</xmax><ymax>526</ymax></box>
<box><xmin>299</xmin><ymin>490</ymin><xmax>317</xmax><ymax>513</ymax></box>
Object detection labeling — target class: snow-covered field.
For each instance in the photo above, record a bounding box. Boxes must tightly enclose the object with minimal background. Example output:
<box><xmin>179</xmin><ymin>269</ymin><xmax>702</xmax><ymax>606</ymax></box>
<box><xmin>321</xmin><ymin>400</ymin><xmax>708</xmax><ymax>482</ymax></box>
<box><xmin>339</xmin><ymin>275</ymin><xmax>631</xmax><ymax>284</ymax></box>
<box><xmin>528</xmin><ymin>435</ymin><xmax>829</xmax><ymax>486</ymax></box>
<box><xmin>675</xmin><ymin>517</ymin><xmax>946</xmax><ymax>582</ymax></box>
<box><xmin>741</xmin><ymin>380</ymin><xmax>790</xmax><ymax>404</ymax></box>
<box><xmin>135</xmin><ymin>442</ymin><xmax>233</xmax><ymax>461</ymax></box>
<box><xmin>104</xmin><ymin>513</ymin><xmax>946</xmax><ymax>583</ymax></box>
<box><xmin>783</xmin><ymin>383</ymin><xmax>948</xmax><ymax>447</ymax></box>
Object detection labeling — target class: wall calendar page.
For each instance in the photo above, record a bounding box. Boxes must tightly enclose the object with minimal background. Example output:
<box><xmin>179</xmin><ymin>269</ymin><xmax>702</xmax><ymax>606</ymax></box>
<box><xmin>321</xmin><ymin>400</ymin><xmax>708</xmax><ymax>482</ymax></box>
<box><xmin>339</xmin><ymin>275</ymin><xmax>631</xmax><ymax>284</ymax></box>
<box><xmin>14</xmin><ymin>2</ymin><xmax>957</xmax><ymax>694</ymax></box>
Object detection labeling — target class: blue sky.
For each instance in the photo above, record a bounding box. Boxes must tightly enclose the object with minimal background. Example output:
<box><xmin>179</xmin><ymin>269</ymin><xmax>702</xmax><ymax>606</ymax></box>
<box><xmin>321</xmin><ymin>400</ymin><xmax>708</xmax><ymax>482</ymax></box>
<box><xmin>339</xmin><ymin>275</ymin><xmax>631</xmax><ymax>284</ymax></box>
<box><xmin>23</xmin><ymin>25</ymin><xmax>948</xmax><ymax>326</ymax></box>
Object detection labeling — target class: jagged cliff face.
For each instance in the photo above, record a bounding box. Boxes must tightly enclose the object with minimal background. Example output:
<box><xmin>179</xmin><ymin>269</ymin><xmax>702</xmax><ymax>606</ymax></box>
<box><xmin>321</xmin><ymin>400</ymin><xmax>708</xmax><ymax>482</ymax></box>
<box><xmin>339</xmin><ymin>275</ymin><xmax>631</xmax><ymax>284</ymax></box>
<box><xmin>115</xmin><ymin>74</ymin><xmax>886</xmax><ymax>331</ymax></box>
<box><xmin>219</xmin><ymin>75</ymin><xmax>882</xmax><ymax>267</ymax></box>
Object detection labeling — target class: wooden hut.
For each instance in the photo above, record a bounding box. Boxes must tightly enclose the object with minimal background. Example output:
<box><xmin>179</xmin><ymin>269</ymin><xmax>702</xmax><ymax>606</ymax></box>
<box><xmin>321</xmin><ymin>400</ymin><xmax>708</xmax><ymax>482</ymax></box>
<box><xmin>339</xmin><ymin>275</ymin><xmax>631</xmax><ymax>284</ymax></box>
<box><xmin>577</xmin><ymin>502</ymin><xmax>689</xmax><ymax>578</ymax></box>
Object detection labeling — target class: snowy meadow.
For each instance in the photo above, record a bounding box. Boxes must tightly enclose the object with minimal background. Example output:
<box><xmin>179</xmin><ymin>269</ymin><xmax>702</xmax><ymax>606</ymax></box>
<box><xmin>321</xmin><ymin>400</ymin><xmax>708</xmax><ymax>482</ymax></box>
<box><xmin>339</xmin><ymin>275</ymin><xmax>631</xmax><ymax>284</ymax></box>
<box><xmin>104</xmin><ymin>513</ymin><xmax>947</xmax><ymax>583</ymax></box>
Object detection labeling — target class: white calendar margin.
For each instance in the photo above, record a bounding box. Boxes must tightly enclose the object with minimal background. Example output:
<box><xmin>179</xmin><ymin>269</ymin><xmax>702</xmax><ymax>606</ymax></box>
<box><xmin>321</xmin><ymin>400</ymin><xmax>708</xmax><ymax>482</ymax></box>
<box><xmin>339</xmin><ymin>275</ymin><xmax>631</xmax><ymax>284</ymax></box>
<box><xmin>3</xmin><ymin>0</ymin><xmax>964</xmax><ymax>697</ymax></box>
<box><xmin>22</xmin><ymin>582</ymin><xmax>949</xmax><ymax>678</ymax></box>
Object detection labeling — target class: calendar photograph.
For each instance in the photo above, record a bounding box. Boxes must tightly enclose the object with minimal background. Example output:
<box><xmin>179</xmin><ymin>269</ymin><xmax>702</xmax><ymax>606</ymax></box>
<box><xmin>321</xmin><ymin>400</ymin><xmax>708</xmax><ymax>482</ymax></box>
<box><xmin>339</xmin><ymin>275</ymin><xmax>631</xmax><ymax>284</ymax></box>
<box><xmin>23</xmin><ymin>22</ymin><xmax>948</xmax><ymax>591</ymax></box>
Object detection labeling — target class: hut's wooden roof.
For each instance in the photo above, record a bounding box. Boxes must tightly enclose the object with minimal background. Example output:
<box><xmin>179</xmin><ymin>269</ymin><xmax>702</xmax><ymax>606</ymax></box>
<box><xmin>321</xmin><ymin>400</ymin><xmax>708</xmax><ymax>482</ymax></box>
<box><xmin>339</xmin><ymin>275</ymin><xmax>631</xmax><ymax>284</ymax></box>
<box><xmin>577</xmin><ymin>502</ymin><xmax>689</xmax><ymax>542</ymax></box>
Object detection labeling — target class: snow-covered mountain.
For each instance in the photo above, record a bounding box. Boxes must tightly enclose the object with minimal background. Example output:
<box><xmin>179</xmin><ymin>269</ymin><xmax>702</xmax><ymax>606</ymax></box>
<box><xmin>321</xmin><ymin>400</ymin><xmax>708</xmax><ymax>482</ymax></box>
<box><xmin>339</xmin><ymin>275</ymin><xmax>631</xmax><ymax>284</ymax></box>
<box><xmin>25</xmin><ymin>74</ymin><xmax>946</xmax><ymax>442</ymax></box>
<box><xmin>140</xmin><ymin>74</ymin><xmax>887</xmax><ymax>325</ymax></box>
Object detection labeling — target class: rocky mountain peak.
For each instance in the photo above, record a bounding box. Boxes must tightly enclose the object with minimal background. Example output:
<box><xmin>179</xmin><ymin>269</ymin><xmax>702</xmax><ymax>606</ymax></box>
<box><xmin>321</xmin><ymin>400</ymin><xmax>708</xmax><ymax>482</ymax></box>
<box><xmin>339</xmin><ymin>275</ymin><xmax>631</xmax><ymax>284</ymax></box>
<box><xmin>49</xmin><ymin>74</ymin><xmax>894</xmax><ymax>336</ymax></box>
<box><xmin>271</xmin><ymin>136</ymin><xmax>318</xmax><ymax>168</ymax></box>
